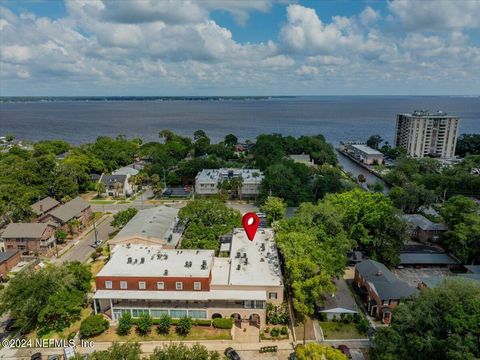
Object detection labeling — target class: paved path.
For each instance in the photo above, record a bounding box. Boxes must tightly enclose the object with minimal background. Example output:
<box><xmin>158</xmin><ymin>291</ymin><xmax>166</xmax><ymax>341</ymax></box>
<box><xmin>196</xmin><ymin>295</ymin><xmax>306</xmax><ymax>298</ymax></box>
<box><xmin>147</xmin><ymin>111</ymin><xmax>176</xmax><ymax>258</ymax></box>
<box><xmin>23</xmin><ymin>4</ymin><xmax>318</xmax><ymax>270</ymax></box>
<box><xmin>50</xmin><ymin>216</ymin><xmax>114</xmax><ymax>264</ymax></box>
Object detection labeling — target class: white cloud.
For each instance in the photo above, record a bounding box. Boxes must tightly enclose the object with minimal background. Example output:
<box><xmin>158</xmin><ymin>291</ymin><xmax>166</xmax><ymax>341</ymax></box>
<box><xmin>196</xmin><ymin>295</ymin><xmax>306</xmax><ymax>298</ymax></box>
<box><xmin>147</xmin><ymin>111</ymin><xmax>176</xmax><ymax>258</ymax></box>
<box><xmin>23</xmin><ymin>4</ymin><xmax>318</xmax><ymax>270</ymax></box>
<box><xmin>389</xmin><ymin>0</ymin><xmax>480</xmax><ymax>30</ymax></box>
<box><xmin>359</xmin><ymin>6</ymin><xmax>379</xmax><ymax>25</ymax></box>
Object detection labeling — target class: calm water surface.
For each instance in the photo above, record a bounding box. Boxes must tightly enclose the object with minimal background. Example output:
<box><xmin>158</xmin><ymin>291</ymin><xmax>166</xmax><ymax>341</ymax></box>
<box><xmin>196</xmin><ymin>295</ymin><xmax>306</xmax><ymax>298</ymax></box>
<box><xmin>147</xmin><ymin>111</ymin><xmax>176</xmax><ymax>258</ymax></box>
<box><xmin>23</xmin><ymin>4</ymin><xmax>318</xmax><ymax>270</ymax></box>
<box><xmin>1</xmin><ymin>96</ymin><xmax>479</xmax><ymax>145</ymax></box>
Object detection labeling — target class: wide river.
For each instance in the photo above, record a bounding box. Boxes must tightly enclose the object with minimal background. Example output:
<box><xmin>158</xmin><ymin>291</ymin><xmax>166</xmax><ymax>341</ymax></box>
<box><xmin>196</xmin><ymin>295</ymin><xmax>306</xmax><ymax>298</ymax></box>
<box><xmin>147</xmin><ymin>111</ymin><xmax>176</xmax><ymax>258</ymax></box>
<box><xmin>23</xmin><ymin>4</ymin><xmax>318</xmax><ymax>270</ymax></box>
<box><xmin>1</xmin><ymin>96</ymin><xmax>479</xmax><ymax>145</ymax></box>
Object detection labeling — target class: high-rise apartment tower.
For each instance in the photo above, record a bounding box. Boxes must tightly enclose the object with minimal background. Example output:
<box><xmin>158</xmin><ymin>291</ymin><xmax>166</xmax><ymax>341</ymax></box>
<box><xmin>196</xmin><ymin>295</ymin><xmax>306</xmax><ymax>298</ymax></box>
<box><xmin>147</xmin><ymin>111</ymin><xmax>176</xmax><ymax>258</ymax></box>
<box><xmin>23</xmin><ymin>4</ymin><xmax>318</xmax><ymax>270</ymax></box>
<box><xmin>395</xmin><ymin>110</ymin><xmax>459</xmax><ymax>158</ymax></box>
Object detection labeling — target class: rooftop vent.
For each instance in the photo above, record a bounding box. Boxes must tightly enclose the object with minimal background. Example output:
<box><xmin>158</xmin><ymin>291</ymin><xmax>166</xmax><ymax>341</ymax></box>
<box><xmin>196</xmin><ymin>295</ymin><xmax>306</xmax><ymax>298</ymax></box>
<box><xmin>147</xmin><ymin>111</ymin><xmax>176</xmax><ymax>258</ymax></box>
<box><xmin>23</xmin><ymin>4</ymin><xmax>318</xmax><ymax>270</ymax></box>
<box><xmin>201</xmin><ymin>260</ymin><xmax>207</xmax><ymax>270</ymax></box>
<box><xmin>236</xmin><ymin>264</ymin><xmax>241</xmax><ymax>271</ymax></box>
<box><xmin>260</xmin><ymin>258</ymin><xmax>264</xmax><ymax>262</ymax></box>
<box><xmin>376</xmin><ymin>270</ymin><xmax>382</xmax><ymax>276</ymax></box>
<box><xmin>164</xmin><ymin>269</ymin><xmax>168</xmax><ymax>276</ymax></box>
<box><xmin>127</xmin><ymin>257</ymin><xmax>132</xmax><ymax>264</ymax></box>
<box><xmin>236</xmin><ymin>252</ymin><xmax>241</xmax><ymax>258</ymax></box>
<box><xmin>140</xmin><ymin>257</ymin><xmax>145</xmax><ymax>264</ymax></box>
<box><xmin>133</xmin><ymin>258</ymin><xmax>137</xmax><ymax>264</ymax></box>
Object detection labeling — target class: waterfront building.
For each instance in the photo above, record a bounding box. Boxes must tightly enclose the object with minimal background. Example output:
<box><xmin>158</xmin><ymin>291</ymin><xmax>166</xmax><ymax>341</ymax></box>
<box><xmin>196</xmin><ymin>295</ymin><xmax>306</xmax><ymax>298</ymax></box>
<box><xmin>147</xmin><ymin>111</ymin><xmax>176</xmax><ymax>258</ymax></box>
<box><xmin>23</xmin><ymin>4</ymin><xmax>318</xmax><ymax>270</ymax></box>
<box><xmin>395</xmin><ymin>110</ymin><xmax>459</xmax><ymax>158</ymax></box>
<box><xmin>93</xmin><ymin>228</ymin><xmax>283</xmax><ymax>327</ymax></box>
<box><xmin>194</xmin><ymin>169</ymin><xmax>263</xmax><ymax>197</ymax></box>
<box><xmin>345</xmin><ymin>143</ymin><xmax>384</xmax><ymax>165</ymax></box>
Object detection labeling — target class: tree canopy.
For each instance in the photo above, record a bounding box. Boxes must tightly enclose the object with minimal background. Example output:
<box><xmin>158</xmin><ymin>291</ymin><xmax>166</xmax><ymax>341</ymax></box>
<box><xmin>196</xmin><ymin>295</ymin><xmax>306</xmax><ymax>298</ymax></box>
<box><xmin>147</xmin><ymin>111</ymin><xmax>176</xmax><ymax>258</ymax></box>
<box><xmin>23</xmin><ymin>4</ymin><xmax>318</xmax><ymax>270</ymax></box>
<box><xmin>178</xmin><ymin>199</ymin><xmax>241</xmax><ymax>251</ymax></box>
<box><xmin>295</xmin><ymin>343</ymin><xmax>347</xmax><ymax>360</ymax></box>
<box><xmin>371</xmin><ymin>279</ymin><xmax>480</xmax><ymax>360</ymax></box>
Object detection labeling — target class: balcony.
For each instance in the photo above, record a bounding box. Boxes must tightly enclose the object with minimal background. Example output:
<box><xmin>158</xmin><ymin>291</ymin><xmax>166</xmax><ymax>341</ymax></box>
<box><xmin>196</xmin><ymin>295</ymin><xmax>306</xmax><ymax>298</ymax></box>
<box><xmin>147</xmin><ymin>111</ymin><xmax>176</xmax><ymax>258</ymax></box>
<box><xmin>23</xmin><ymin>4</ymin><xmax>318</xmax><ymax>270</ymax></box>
<box><xmin>111</xmin><ymin>299</ymin><xmax>265</xmax><ymax>310</ymax></box>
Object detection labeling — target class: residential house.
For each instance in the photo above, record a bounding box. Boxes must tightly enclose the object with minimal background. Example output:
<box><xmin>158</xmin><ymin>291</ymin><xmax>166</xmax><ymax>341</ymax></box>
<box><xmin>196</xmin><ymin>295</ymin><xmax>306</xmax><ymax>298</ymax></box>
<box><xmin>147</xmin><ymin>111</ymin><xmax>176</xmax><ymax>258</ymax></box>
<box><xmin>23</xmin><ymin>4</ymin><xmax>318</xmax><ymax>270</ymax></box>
<box><xmin>112</xmin><ymin>166</ymin><xmax>139</xmax><ymax>177</ymax></box>
<box><xmin>354</xmin><ymin>260</ymin><xmax>418</xmax><ymax>324</ymax></box>
<box><xmin>100</xmin><ymin>174</ymin><xmax>134</xmax><ymax>197</ymax></box>
<box><xmin>1</xmin><ymin>223</ymin><xmax>56</xmax><ymax>253</ymax></box>
<box><xmin>31</xmin><ymin>197</ymin><xmax>60</xmax><ymax>218</ymax></box>
<box><xmin>0</xmin><ymin>250</ymin><xmax>21</xmax><ymax>279</ymax></box>
<box><xmin>39</xmin><ymin>196</ymin><xmax>91</xmax><ymax>232</ymax></box>
<box><xmin>402</xmin><ymin>214</ymin><xmax>447</xmax><ymax>243</ymax></box>
<box><xmin>317</xmin><ymin>277</ymin><xmax>358</xmax><ymax>320</ymax></box>
<box><xmin>94</xmin><ymin>228</ymin><xmax>283</xmax><ymax>327</ymax></box>
<box><xmin>289</xmin><ymin>153</ymin><xmax>315</xmax><ymax>167</ymax></box>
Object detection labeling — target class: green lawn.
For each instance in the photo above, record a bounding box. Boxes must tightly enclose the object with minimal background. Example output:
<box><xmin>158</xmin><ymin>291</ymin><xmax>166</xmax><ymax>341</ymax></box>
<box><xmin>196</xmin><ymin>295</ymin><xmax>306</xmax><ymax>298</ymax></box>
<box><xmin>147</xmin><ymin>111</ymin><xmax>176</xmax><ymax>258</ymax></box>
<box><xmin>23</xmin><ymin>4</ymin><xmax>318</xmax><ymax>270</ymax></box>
<box><xmin>89</xmin><ymin>200</ymin><xmax>116</xmax><ymax>204</ymax></box>
<box><xmin>92</xmin><ymin>325</ymin><xmax>231</xmax><ymax>342</ymax></box>
<box><xmin>320</xmin><ymin>321</ymin><xmax>367</xmax><ymax>339</ymax></box>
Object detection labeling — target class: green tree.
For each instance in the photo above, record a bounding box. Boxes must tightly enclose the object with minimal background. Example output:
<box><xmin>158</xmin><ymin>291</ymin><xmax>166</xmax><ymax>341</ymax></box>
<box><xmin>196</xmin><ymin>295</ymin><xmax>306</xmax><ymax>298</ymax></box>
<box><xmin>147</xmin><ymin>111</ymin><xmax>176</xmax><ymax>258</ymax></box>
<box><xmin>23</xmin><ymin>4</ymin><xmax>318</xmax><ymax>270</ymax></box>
<box><xmin>111</xmin><ymin>207</ymin><xmax>138</xmax><ymax>228</ymax></box>
<box><xmin>96</xmin><ymin>181</ymin><xmax>106</xmax><ymax>197</ymax></box>
<box><xmin>38</xmin><ymin>288</ymin><xmax>84</xmax><ymax>331</ymax></box>
<box><xmin>55</xmin><ymin>230</ymin><xmax>68</xmax><ymax>244</ymax></box>
<box><xmin>260</xmin><ymin>196</ymin><xmax>287</xmax><ymax>224</ymax></box>
<box><xmin>295</xmin><ymin>343</ymin><xmax>347</xmax><ymax>360</ymax></box>
<box><xmin>136</xmin><ymin>313</ymin><xmax>153</xmax><ymax>335</ymax></box>
<box><xmin>314</xmin><ymin>165</ymin><xmax>346</xmax><ymax>199</ymax></box>
<box><xmin>224</xmin><ymin>134</ymin><xmax>238</xmax><ymax>148</ymax></box>
<box><xmin>366</xmin><ymin>134</ymin><xmax>383</xmax><ymax>149</ymax></box>
<box><xmin>389</xmin><ymin>182</ymin><xmax>436</xmax><ymax>213</ymax></box>
<box><xmin>371</xmin><ymin>279</ymin><xmax>480</xmax><ymax>360</ymax></box>
<box><xmin>440</xmin><ymin>195</ymin><xmax>478</xmax><ymax>228</ymax></box>
<box><xmin>149</xmin><ymin>343</ymin><xmax>220</xmax><ymax>360</ymax></box>
<box><xmin>88</xmin><ymin>342</ymin><xmax>142</xmax><ymax>360</ymax></box>
<box><xmin>117</xmin><ymin>311</ymin><xmax>133</xmax><ymax>336</ymax></box>
<box><xmin>176</xmin><ymin>316</ymin><xmax>192</xmax><ymax>336</ymax></box>
<box><xmin>178</xmin><ymin>199</ymin><xmax>241</xmax><ymax>251</ymax></box>
<box><xmin>157</xmin><ymin>314</ymin><xmax>171</xmax><ymax>334</ymax></box>
<box><xmin>456</xmin><ymin>133</ymin><xmax>480</xmax><ymax>157</ymax></box>
<box><xmin>151</xmin><ymin>174</ymin><xmax>164</xmax><ymax>198</ymax></box>
<box><xmin>80</xmin><ymin>314</ymin><xmax>109</xmax><ymax>338</ymax></box>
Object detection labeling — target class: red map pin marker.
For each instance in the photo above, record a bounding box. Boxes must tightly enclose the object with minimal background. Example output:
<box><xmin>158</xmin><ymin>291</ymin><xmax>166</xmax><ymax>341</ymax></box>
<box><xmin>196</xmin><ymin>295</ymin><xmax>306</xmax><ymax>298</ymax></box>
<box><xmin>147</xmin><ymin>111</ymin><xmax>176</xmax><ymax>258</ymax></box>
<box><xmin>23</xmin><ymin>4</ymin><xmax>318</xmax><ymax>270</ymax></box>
<box><xmin>242</xmin><ymin>212</ymin><xmax>260</xmax><ymax>241</ymax></box>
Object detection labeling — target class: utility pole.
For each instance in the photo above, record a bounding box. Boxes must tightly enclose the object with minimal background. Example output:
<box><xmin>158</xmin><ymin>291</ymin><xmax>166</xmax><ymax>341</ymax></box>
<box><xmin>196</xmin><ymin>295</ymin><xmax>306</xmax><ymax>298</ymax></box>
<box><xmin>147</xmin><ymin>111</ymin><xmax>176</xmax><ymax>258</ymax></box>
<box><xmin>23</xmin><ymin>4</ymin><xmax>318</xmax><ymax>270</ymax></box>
<box><xmin>93</xmin><ymin>219</ymin><xmax>98</xmax><ymax>245</ymax></box>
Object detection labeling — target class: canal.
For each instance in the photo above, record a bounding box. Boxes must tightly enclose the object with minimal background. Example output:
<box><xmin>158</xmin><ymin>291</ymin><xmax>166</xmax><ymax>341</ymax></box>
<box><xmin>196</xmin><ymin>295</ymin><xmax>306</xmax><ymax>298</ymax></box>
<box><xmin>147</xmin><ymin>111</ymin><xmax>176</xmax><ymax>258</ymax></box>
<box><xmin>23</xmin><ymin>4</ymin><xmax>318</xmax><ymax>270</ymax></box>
<box><xmin>336</xmin><ymin>150</ymin><xmax>390</xmax><ymax>194</ymax></box>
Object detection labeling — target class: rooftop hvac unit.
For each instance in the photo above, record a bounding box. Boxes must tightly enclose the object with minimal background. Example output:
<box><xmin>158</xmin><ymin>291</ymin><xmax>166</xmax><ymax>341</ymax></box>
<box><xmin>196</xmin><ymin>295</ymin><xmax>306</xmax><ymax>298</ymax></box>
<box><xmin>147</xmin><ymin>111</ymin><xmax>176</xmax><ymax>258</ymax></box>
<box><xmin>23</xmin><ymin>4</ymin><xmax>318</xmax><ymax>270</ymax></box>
<box><xmin>127</xmin><ymin>257</ymin><xmax>132</xmax><ymax>264</ymax></box>
<box><xmin>140</xmin><ymin>257</ymin><xmax>145</xmax><ymax>264</ymax></box>
<box><xmin>236</xmin><ymin>264</ymin><xmax>241</xmax><ymax>270</ymax></box>
<box><xmin>164</xmin><ymin>269</ymin><xmax>168</xmax><ymax>276</ymax></box>
<box><xmin>236</xmin><ymin>252</ymin><xmax>241</xmax><ymax>258</ymax></box>
<box><xmin>133</xmin><ymin>259</ymin><xmax>137</xmax><ymax>264</ymax></box>
<box><xmin>201</xmin><ymin>260</ymin><xmax>207</xmax><ymax>269</ymax></box>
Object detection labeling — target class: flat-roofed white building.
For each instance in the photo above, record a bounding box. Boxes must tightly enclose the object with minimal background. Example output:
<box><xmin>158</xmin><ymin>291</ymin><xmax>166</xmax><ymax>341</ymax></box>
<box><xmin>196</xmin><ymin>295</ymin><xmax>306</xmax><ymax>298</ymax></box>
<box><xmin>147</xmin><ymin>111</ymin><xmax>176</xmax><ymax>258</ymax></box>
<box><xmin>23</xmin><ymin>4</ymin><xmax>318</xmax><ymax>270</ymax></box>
<box><xmin>346</xmin><ymin>143</ymin><xmax>384</xmax><ymax>165</ymax></box>
<box><xmin>93</xmin><ymin>228</ymin><xmax>283</xmax><ymax>327</ymax></box>
<box><xmin>195</xmin><ymin>168</ymin><xmax>263</xmax><ymax>197</ymax></box>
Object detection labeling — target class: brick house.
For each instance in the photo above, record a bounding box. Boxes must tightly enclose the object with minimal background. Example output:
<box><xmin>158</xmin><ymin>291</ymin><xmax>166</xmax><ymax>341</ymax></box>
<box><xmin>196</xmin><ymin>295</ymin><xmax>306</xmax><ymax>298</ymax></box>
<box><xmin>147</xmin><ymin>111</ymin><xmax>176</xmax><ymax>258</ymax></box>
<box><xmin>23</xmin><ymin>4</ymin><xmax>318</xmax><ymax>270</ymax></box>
<box><xmin>402</xmin><ymin>214</ymin><xmax>447</xmax><ymax>243</ymax></box>
<box><xmin>31</xmin><ymin>197</ymin><xmax>60</xmax><ymax>218</ymax></box>
<box><xmin>354</xmin><ymin>260</ymin><xmax>418</xmax><ymax>324</ymax></box>
<box><xmin>39</xmin><ymin>196</ymin><xmax>91</xmax><ymax>232</ymax></box>
<box><xmin>1</xmin><ymin>223</ymin><xmax>56</xmax><ymax>254</ymax></box>
<box><xmin>0</xmin><ymin>250</ymin><xmax>21</xmax><ymax>279</ymax></box>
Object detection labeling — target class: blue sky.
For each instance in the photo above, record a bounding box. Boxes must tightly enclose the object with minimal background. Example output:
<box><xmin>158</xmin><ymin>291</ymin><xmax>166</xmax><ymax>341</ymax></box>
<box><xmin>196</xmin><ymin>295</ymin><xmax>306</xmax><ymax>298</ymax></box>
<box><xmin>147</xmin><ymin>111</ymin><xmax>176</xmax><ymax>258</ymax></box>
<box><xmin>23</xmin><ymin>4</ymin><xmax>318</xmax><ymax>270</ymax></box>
<box><xmin>1</xmin><ymin>0</ymin><xmax>479</xmax><ymax>96</ymax></box>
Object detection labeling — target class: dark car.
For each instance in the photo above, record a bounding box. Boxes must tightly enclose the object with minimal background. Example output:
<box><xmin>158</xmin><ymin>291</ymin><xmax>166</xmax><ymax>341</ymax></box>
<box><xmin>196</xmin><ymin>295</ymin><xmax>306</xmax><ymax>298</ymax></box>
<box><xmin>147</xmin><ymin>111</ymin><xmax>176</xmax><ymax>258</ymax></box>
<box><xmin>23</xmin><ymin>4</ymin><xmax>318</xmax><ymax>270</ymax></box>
<box><xmin>224</xmin><ymin>347</ymin><xmax>241</xmax><ymax>360</ymax></box>
<box><xmin>337</xmin><ymin>345</ymin><xmax>352</xmax><ymax>358</ymax></box>
<box><xmin>30</xmin><ymin>353</ymin><xmax>42</xmax><ymax>360</ymax></box>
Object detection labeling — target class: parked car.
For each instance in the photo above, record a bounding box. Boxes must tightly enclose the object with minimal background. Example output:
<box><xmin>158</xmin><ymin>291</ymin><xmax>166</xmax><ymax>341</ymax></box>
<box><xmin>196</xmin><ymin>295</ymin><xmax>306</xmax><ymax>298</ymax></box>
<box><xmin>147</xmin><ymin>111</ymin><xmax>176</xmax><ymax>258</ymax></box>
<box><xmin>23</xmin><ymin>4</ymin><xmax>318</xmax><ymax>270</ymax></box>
<box><xmin>224</xmin><ymin>347</ymin><xmax>241</xmax><ymax>360</ymax></box>
<box><xmin>337</xmin><ymin>345</ymin><xmax>352</xmax><ymax>358</ymax></box>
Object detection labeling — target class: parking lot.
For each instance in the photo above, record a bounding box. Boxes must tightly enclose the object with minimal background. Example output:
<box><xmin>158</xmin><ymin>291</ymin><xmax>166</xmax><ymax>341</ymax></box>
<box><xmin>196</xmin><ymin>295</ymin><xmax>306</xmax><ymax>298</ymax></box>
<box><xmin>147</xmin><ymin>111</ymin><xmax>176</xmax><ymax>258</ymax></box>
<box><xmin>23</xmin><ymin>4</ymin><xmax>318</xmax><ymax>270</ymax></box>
<box><xmin>393</xmin><ymin>267</ymin><xmax>451</xmax><ymax>287</ymax></box>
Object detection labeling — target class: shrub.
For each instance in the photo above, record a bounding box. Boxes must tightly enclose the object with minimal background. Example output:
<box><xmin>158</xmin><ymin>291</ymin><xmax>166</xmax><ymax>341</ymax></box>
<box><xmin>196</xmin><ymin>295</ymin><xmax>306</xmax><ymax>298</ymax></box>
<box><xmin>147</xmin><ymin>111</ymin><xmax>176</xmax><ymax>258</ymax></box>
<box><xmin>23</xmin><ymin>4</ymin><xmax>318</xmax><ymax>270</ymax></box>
<box><xmin>356</xmin><ymin>318</ymin><xmax>370</xmax><ymax>334</ymax></box>
<box><xmin>176</xmin><ymin>316</ymin><xmax>192</xmax><ymax>336</ymax></box>
<box><xmin>265</xmin><ymin>327</ymin><xmax>270</xmax><ymax>333</ymax></box>
<box><xmin>117</xmin><ymin>312</ymin><xmax>132</xmax><ymax>336</ymax></box>
<box><xmin>280</xmin><ymin>326</ymin><xmax>288</xmax><ymax>335</ymax></box>
<box><xmin>353</xmin><ymin>313</ymin><xmax>362</xmax><ymax>323</ymax></box>
<box><xmin>0</xmin><ymin>284</ymin><xmax>4</xmax><ymax>290</ymax></box>
<box><xmin>193</xmin><ymin>319</ymin><xmax>212</xmax><ymax>326</ymax></box>
<box><xmin>270</xmin><ymin>328</ymin><xmax>280</xmax><ymax>337</ymax></box>
<box><xmin>91</xmin><ymin>252</ymin><xmax>99</xmax><ymax>261</ymax></box>
<box><xmin>80</xmin><ymin>315</ymin><xmax>109</xmax><ymax>338</ymax></box>
<box><xmin>137</xmin><ymin>313</ymin><xmax>153</xmax><ymax>335</ymax></box>
<box><xmin>212</xmin><ymin>318</ymin><xmax>233</xmax><ymax>329</ymax></box>
<box><xmin>95</xmin><ymin>247</ymin><xmax>103</xmax><ymax>254</ymax></box>
<box><xmin>157</xmin><ymin>314</ymin><xmax>171</xmax><ymax>334</ymax></box>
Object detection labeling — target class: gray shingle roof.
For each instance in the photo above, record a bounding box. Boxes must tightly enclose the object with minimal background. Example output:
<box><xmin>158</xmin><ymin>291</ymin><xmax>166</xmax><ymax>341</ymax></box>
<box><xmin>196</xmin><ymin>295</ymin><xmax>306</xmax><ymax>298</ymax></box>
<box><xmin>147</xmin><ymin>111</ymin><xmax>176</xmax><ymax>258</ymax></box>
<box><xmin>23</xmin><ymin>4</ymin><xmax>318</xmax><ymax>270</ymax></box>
<box><xmin>47</xmin><ymin>196</ymin><xmax>90</xmax><ymax>223</ymax></box>
<box><xmin>465</xmin><ymin>265</ymin><xmax>480</xmax><ymax>274</ymax></box>
<box><xmin>101</xmin><ymin>174</ymin><xmax>127</xmax><ymax>186</ymax></box>
<box><xmin>356</xmin><ymin>260</ymin><xmax>418</xmax><ymax>300</ymax></box>
<box><xmin>318</xmin><ymin>277</ymin><xmax>357</xmax><ymax>313</ymax></box>
<box><xmin>402</xmin><ymin>214</ymin><xmax>447</xmax><ymax>231</ymax></box>
<box><xmin>0</xmin><ymin>250</ymin><xmax>19</xmax><ymax>263</ymax></box>
<box><xmin>2</xmin><ymin>223</ymin><xmax>49</xmax><ymax>239</ymax></box>
<box><xmin>31</xmin><ymin>197</ymin><xmax>59</xmax><ymax>215</ymax></box>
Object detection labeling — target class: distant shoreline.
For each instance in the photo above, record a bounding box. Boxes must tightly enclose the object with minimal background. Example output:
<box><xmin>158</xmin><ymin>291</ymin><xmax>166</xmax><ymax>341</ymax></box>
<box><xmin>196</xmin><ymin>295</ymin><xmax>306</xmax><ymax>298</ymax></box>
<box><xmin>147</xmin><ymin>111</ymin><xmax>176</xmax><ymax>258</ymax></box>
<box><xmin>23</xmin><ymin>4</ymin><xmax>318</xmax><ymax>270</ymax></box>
<box><xmin>0</xmin><ymin>96</ymin><xmax>294</xmax><ymax>103</ymax></box>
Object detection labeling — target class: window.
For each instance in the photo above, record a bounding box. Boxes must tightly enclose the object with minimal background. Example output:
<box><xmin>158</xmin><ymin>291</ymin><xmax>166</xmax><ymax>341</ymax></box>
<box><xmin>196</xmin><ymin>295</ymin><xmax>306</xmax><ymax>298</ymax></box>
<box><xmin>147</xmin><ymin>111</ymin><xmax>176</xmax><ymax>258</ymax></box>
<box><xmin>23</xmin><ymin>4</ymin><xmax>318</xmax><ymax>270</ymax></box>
<box><xmin>268</xmin><ymin>292</ymin><xmax>278</xmax><ymax>300</ymax></box>
<box><xmin>151</xmin><ymin>309</ymin><xmax>168</xmax><ymax>318</ymax></box>
<box><xmin>105</xmin><ymin>281</ymin><xmax>112</xmax><ymax>289</ymax></box>
<box><xmin>170</xmin><ymin>309</ymin><xmax>188</xmax><ymax>318</ymax></box>
<box><xmin>188</xmin><ymin>310</ymin><xmax>207</xmax><ymax>319</ymax></box>
<box><xmin>194</xmin><ymin>282</ymin><xmax>201</xmax><ymax>290</ymax></box>
<box><xmin>382</xmin><ymin>300</ymin><xmax>389</xmax><ymax>306</ymax></box>
<box><xmin>138</xmin><ymin>281</ymin><xmax>146</xmax><ymax>290</ymax></box>
<box><xmin>157</xmin><ymin>281</ymin><xmax>165</xmax><ymax>290</ymax></box>
<box><xmin>176</xmin><ymin>282</ymin><xmax>183</xmax><ymax>290</ymax></box>
<box><xmin>120</xmin><ymin>281</ymin><xmax>128</xmax><ymax>289</ymax></box>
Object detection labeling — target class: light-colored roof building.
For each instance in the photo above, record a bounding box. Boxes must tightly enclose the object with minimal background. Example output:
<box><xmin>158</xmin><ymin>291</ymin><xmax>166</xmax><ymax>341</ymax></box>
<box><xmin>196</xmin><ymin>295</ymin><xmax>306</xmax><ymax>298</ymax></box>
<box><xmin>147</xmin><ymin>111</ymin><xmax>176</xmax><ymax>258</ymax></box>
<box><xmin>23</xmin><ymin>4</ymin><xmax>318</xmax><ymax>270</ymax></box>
<box><xmin>289</xmin><ymin>153</ymin><xmax>315</xmax><ymax>167</ymax></box>
<box><xmin>109</xmin><ymin>206</ymin><xmax>180</xmax><ymax>249</ymax></box>
<box><xmin>94</xmin><ymin>227</ymin><xmax>283</xmax><ymax>326</ymax></box>
<box><xmin>195</xmin><ymin>168</ymin><xmax>264</xmax><ymax>195</ymax></box>
<box><xmin>112</xmin><ymin>166</ymin><xmax>139</xmax><ymax>176</ymax></box>
<box><xmin>402</xmin><ymin>214</ymin><xmax>447</xmax><ymax>231</ymax></box>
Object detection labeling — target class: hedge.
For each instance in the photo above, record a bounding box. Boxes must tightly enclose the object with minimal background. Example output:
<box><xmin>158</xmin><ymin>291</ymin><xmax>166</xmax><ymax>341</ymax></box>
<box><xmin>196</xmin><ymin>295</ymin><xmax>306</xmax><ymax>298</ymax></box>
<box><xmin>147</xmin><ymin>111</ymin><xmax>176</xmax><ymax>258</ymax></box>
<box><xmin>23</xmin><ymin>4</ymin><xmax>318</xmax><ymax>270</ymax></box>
<box><xmin>131</xmin><ymin>318</ymin><xmax>212</xmax><ymax>327</ymax></box>
<box><xmin>80</xmin><ymin>315</ymin><xmax>109</xmax><ymax>338</ymax></box>
<box><xmin>212</xmin><ymin>318</ymin><xmax>233</xmax><ymax>329</ymax></box>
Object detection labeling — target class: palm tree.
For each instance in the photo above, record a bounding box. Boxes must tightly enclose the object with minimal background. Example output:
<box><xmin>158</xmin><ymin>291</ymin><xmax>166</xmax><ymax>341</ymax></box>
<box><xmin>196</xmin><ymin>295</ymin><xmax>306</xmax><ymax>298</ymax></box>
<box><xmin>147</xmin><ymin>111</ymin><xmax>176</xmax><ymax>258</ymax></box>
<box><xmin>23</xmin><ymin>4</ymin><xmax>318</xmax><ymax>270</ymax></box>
<box><xmin>252</xmin><ymin>171</ymin><xmax>260</xmax><ymax>202</ymax></box>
